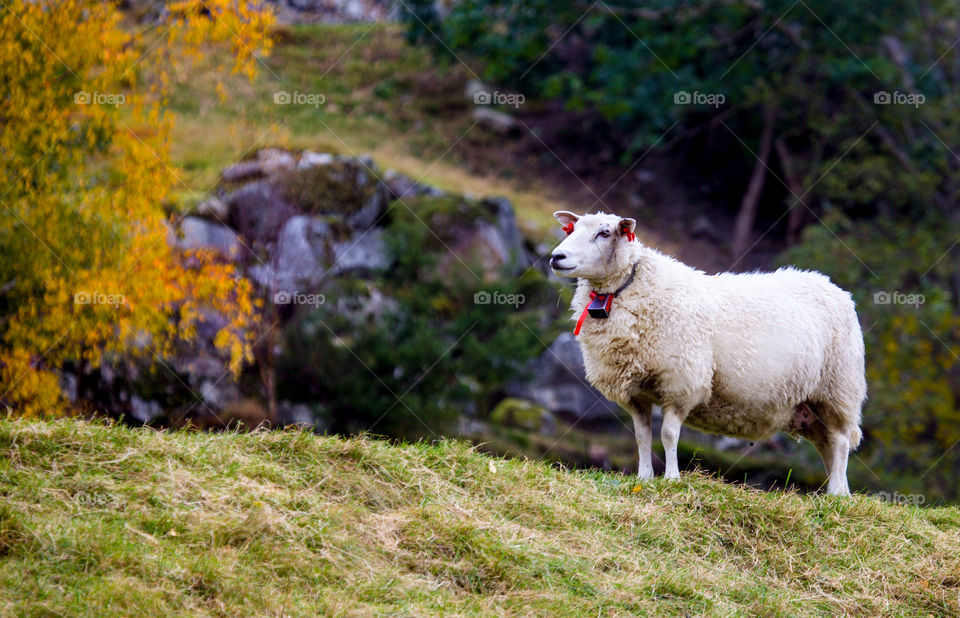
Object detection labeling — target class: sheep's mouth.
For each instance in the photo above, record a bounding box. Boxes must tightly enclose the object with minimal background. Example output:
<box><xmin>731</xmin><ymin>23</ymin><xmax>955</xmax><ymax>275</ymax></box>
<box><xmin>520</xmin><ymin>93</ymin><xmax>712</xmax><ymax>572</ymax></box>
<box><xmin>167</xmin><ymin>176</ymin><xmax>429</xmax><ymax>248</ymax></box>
<box><xmin>551</xmin><ymin>264</ymin><xmax>575</xmax><ymax>272</ymax></box>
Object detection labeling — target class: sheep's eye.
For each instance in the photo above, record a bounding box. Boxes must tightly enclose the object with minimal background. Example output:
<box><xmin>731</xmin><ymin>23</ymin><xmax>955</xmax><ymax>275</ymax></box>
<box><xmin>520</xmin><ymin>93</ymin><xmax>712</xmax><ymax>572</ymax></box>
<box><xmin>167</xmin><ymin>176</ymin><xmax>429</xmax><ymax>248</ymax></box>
<box><xmin>597</xmin><ymin>230</ymin><xmax>610</xmax><ymax>238</ymax></box>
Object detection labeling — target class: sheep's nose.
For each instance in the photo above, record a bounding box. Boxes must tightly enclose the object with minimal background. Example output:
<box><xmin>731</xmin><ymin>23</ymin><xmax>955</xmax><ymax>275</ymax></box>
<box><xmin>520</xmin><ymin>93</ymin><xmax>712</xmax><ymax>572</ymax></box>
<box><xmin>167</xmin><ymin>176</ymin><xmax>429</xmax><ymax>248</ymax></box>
<box><xmin>551</xmin><ymin>252</ymin><xmax>566</xmax><ymax>263</ymax></box>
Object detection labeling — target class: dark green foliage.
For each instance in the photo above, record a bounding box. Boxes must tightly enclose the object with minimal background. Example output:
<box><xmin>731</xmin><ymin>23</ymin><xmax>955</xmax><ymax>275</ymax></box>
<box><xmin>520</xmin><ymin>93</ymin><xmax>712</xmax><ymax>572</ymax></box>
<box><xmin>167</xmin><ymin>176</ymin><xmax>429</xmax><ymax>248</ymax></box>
<box><xmin>405</xmin><ymin>0</ymin><xmax>906</xmax><ymax>151</ymax></box>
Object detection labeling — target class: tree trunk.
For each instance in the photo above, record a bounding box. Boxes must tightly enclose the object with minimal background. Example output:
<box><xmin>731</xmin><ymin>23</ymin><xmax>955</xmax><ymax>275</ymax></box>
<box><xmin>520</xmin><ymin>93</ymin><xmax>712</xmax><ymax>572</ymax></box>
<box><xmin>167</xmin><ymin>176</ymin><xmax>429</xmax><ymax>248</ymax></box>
<box><xmin>257</xmin><ymin>318</ymin><xmax>279</xmax><ymax>426</ymax></box>
<box><xmin>774</xmin><ymin>137</ymin><xmax>807</xmax><ymax>246</ymax></box>
<box><xmin>731</xmin><ymin>103</ymin><xmax>777</xmax><ymax>259</ymax></box>
<box><xmin>265</xmin><ymin>327</ymin><xmax>278</xmax><ymax>425</ymax></box>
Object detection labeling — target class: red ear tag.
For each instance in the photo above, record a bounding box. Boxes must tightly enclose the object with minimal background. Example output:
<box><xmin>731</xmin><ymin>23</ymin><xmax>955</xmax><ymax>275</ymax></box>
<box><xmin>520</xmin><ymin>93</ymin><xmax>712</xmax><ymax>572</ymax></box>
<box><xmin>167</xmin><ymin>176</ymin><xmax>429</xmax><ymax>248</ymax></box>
<box><xmin>621</xmin><ymin>223</ymin><xmax>635</xmax><ymax>242</ymax></box>
<box><xmin>562</xmin><ymin>222</ymin><xmax>575</xmax><ymax>235</ymax></box>
<box><xmin>587</xmin><ymin>293</ymin><xmax>613</xmax><ymax>318</ymax></box>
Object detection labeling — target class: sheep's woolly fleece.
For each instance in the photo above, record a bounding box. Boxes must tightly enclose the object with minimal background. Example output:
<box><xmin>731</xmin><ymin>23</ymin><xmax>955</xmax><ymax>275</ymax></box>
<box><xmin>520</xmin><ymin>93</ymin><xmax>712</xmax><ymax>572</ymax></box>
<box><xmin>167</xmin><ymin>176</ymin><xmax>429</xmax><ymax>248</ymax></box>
<box><xmin>553</xmin><ymin>212</ymin><xmax>866</xmax><ymax>447</ymax></box>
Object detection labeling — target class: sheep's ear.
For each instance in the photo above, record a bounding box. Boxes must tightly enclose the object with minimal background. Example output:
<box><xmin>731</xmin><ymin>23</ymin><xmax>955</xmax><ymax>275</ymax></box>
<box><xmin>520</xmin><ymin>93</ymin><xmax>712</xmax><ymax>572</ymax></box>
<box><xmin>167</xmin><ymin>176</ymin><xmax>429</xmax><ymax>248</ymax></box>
<box><xmin>553</xmin><ymin>211</ymin><xmax>580</xmax><ymax>227</ymax></box>
<box><xmin>619</xmin><ymin>218</ymin><xmax>636</xmax><ymax>235</ymax></box>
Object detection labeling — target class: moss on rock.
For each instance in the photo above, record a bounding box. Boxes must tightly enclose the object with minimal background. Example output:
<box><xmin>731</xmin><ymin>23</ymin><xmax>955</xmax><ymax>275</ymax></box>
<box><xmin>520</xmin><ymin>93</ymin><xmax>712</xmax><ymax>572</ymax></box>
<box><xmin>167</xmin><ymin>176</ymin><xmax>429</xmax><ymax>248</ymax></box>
<box><xmin>280</xmin><ymin>161</ymin><xmax>376</xmax><ymax>216</ymax></box>
<box><xmin>489</xmin><ymin>398</ymin><xmax>549</xmax><ymax>432</ymax></box>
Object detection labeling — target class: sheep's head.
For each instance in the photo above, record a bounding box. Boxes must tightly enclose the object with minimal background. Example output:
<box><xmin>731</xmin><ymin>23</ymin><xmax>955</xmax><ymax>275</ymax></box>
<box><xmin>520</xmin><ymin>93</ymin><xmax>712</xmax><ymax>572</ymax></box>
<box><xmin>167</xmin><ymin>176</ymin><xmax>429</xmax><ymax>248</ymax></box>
<box><xmin>550</xmin><ymin>211</ymin><xmax>637</xmax><ymax>280</ymax></box>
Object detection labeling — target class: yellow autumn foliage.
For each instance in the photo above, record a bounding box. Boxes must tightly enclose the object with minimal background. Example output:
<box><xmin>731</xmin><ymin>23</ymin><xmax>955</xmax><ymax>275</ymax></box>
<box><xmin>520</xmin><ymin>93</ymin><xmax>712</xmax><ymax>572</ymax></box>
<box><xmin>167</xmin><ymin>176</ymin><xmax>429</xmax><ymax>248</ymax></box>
<box><xmin>0</xmin><ymin>1</ymin><xmax>274</xmax><ymax>416</ymax></box>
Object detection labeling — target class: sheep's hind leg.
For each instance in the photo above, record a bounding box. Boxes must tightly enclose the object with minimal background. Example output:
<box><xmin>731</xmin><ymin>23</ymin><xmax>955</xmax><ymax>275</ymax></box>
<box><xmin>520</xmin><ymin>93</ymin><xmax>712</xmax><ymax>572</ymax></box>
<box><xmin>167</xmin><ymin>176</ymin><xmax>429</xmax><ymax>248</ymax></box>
<box><xmin>824</xmin><ymin>430</ymin><xmax>851</xmax><ymax>495</ymax></box>
<box><xmin>810</xmin><ymin>430</ymin><xmax>850</xmax><ymax>495</ymax></box>
<box><xmin>795</xmin><ymin>404</ymin><xmax>834</xmax><ymax>486</ymax></box>
<box><xmin>626</xmin><ymin>400</ymin><xmax>653</xmax><ymax>480</ymax></box>
<box><xmin>661</xmin><ymin>406</ymin><xmax>684</xmax><ymax>480</ymax></box>
<box><xmin>802</xmin><ymin>406</ymin><xmax>851</xmax><ymax>496</ymax></box>
<box><xmin>812</xmin><ymin>438</ymin><xmax>834</xmax><ymax>486</ymax></box>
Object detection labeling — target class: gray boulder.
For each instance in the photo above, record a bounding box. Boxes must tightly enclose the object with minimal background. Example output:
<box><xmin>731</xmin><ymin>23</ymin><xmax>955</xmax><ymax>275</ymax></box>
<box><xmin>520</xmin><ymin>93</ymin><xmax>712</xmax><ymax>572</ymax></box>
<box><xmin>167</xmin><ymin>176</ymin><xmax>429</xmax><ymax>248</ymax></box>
<box><xmin>472</xmin><ymin>107</ymin><xmax>520</xmax><ymax>135</ymax></box>
<box><xmin>440</xmin><ymin>197</ymin><xmax>528</xmax><ymax>278</ymax></box>
<box><xmin>221</xmin><ymin>160</ymin><xmax>265</xmax><ymax>183</ymax></box>
<box><xmin>277</xmin><ymin>401</ymin><xmax>322</xmax><ymax>428</ymax></box>
<box><xmin>129</xmin><ymin>395</ymin><xmax>162</xmax><ymax>424</ymax></box>
<box><xmin>250</xmin><ymin>215</ymin><xmax>333</xmax><ymax>291</ymax></box>
<box><xmin>257</xmin><ymin>148</ymin><xmax>296</xmax><ymax>176</ymax></box>
<box><xmin>506</xmin><ymin>332</ymin><xmax>621</xmax><ymax>424</ymax></box>
<box><xmin>176</xmin><ymin>216</ymin><xmax>242</xmax><ymax>259</ymax></box>
<box><xmin>221</xmin><ymin>149</ymin><xmax>297</xmax><ymax>181</ymax></box>
<box><xmin>481</xmin><ymin>196</ymin><xmax>528</xmax><ymax>274</ymax></box>
<box><xmin>383</xmin><ymin>169</ymin><xmax>445</xmax><ymax>200</ymax></box>
<box><xmin>226</xmin><ymin>181</ymin><xmax>297</xmax><ymax>245</ymax></box>
<box><xmin>298</xmin><ymin>150</ymin><xmax>335</xmax><ymax>169</ymax></box>
<box><xmin>347</xmin><ymin>184</ymin><xmax>388</xmax><ymax>231</ymax></box>
<box><xmin>194</xmin><ymin>196</ymin><xmax>228</xmax><ymax>221</ymax></box>
<box><xmin>331</xmin><ymin>228</ymin><xmax>390</xmax><ymax>275</ymax></box>
<box><xmin>329</xmin><ymin>156</ymin><xmax>387</xmax><ymax>230</ymax></box>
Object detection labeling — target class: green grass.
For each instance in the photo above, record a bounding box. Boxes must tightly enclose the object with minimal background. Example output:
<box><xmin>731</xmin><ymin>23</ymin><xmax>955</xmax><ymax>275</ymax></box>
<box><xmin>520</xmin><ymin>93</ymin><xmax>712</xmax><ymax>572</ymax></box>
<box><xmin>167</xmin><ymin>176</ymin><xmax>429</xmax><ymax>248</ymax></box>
<box><xmin>2</xmin><ymin>418</ymin><xmax>959</xmax><ymax>616</ymax></box>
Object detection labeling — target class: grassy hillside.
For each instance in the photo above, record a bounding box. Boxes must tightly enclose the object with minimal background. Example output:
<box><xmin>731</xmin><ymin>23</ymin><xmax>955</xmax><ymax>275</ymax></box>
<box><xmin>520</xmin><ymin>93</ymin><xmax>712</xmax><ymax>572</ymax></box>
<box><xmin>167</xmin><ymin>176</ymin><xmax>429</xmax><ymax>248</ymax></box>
<box><xmin>166</xmin><ymin>23</ymin><xmax>571</xmax><ymax>234</ymax></box>
<box><xmin>1</xmin><ymin>419</ymin><xmax>958</xmax><ymax>616</ymax></box>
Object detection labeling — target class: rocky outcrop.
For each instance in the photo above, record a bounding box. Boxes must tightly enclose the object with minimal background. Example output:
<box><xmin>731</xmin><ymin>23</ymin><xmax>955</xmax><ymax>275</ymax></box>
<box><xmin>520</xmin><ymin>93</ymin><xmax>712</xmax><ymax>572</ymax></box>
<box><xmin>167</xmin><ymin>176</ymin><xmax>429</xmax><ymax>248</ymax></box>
<box><xmin>86</xmin><ymin>147</ymin><xmax>538</xmax><ymax>427</ymax></box>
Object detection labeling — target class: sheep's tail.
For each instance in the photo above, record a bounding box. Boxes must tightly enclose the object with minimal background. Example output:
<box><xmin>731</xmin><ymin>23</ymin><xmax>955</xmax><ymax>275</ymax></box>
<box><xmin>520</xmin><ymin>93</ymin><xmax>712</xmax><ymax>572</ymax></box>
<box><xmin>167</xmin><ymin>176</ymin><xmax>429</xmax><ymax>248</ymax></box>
<box><xmin>848</xmin><ymin>426</ymin><xmax>863</xmax><ymax>451</ymax></box>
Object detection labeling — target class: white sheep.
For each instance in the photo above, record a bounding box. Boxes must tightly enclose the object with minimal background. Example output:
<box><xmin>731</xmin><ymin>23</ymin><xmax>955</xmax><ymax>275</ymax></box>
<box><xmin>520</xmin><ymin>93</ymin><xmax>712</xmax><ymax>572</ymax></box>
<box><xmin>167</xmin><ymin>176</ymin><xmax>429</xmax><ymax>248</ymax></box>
<box><xmin>549</xmin><ymin>211</ymin><xmax>866</xmax><ymax>495</ymax></box>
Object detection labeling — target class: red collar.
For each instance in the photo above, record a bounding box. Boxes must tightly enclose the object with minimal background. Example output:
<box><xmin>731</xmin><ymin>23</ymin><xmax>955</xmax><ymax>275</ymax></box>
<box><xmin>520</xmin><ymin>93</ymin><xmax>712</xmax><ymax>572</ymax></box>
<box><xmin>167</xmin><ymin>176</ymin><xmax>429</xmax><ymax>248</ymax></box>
<box><xmin>572</xmin><ymin>261</ymin><xmax>640</xmax><ymax>335</ymax></box>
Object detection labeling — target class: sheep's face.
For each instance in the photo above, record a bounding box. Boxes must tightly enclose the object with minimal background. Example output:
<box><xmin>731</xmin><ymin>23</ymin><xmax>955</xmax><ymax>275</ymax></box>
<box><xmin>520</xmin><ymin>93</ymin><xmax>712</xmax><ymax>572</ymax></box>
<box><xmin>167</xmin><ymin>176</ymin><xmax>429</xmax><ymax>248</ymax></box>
<box><xmin>550</xmin><ymin>211</ymin><xmax>637</xmax><ymax>280</ymax></box>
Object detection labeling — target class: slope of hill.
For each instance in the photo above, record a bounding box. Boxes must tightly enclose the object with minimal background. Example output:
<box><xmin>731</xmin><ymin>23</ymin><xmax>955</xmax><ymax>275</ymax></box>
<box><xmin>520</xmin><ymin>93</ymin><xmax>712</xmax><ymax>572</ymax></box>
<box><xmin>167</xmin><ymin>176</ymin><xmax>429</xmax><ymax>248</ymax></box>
<box><xmin>1</xmin><ymin>418</ymin><xmax>958</xmax><ymax>616</ymax></box>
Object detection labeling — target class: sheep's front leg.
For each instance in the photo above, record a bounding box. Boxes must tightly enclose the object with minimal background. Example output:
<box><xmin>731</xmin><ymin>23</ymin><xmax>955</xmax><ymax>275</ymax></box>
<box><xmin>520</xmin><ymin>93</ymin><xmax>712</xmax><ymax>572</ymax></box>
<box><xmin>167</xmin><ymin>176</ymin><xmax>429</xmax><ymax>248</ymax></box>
<box><xmin>626</xmin><ymin>402</ymin><xmax>653</xmax><ymax>480</ymax></box>
<box><xmin>661</xmin><ymin>407</ymin><xmax>684</xmax><ymax>480</ymax></box>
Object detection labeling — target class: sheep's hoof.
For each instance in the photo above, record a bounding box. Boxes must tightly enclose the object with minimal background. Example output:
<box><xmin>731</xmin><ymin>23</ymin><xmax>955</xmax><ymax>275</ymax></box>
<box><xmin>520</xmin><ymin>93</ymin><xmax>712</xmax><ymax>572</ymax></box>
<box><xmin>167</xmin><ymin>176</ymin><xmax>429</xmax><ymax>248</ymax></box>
<box><xmin>663</xmin><ymin>471</ymin><xmax>681</xmax><ymax>480</ymax></box>
<box><xmin>636</xmin><ymin>469</ymin><xmax>653</xmax><ymax>481</ymax></box>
